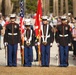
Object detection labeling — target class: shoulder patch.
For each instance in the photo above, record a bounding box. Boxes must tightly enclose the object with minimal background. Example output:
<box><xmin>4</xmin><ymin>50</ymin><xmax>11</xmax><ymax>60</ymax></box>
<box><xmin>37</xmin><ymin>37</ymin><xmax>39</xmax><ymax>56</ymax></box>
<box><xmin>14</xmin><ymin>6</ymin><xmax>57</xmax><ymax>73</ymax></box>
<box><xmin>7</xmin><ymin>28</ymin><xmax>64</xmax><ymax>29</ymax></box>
<box><xmin>70</xmin><ymin>28</ymin><xmax>72</xmax><ymax>31</ymax></box>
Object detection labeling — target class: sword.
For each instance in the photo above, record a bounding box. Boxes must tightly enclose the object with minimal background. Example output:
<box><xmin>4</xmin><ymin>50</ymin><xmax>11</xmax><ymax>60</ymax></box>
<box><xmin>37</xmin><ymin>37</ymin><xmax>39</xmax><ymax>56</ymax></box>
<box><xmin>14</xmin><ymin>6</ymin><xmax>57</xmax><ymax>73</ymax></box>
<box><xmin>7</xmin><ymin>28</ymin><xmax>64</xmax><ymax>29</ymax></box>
<box><xmin>5</xmin><ymin>45</ymin><xmax>7</xmax><ymax>66</ymax></box>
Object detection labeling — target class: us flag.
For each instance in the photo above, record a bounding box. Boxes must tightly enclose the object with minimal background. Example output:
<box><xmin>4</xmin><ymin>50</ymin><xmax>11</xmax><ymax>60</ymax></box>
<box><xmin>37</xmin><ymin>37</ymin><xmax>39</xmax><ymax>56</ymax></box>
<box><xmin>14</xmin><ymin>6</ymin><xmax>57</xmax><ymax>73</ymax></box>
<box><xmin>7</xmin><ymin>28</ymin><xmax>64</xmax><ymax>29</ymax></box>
<box><xmin>20</xmin><ymin>0</ymin><xmax>24</xmax><ymax>34</ymax></box>
<box><xmin>20</xmin><ymin>0</ymin><xmax>25</xmax><ymax>65</ymax></box>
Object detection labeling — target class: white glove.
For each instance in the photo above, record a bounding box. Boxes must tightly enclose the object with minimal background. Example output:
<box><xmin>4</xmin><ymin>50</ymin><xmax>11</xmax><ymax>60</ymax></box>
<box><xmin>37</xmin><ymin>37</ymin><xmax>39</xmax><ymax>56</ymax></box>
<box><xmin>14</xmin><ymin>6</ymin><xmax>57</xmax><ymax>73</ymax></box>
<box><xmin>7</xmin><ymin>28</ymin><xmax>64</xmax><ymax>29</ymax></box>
<box><xmin>68</xmin><ymin>43</ymin><xmax>71</xmax><ymax>46</ymax></box>
<box><xmin>21</xmin><ymin>45</ymin><xmax>24</xmax><ymax>49</ymax></box>
<box><xmin>57</xmin><ymin>43</ymin><xmax>59</xmax><ymax>47</ymax></box>
<box><xmin>4</xmin><ymin>42</ymin><xmax>8</xmax><ymax>46</ymax></box>
<box><xmin>50</xmin><ymin>43</ymin><xmax>53</xmax><ymax>47</ymax></box>
<box><xmin>37</xmin><ymin>42</ymin><xmax>40</xmax><ymax>45</ymax></box>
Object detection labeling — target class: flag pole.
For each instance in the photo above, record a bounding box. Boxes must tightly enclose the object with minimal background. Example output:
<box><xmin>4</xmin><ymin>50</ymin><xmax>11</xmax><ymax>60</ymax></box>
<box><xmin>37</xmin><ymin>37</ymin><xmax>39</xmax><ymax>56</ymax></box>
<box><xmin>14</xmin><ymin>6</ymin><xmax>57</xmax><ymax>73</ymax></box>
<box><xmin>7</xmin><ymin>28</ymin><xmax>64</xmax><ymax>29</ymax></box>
<box><xmin>38</xmin><ymin>29</ymin><xmax>41</xmax><ymax>66</ymax></box>
<box><xmin>21</xmin><ymin>36</ymin><xmax>24</xmax><ymax>65</ymax></box>
<box><xmin>20</xmin><ymin>0</ymin><xmax>24</xmax><ymax>66</ymax></box>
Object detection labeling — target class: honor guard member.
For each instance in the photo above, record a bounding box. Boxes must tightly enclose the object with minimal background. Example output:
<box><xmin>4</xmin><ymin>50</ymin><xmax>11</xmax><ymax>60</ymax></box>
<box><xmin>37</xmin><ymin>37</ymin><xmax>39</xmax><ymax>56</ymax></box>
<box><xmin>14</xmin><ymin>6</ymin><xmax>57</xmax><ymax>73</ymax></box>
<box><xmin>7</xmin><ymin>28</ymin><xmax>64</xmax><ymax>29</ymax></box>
<box><xmin>41</xmin><ymin>16</ymin><xmax>54</xmax><ymax>67</ymax></box>
<box><xmin>21</xmin><ymin>19</ymin><xmax>35</xmax><ymax>67</ymax></box>
<box><xmin>55</xmin><ymin>16</ymin><xmax>72</xmax><ymax>67</ymax></box>
<box><xmin>4</xmin><ymin>14</ymin><xmax>21</xmax><ymax>67</ymax></box>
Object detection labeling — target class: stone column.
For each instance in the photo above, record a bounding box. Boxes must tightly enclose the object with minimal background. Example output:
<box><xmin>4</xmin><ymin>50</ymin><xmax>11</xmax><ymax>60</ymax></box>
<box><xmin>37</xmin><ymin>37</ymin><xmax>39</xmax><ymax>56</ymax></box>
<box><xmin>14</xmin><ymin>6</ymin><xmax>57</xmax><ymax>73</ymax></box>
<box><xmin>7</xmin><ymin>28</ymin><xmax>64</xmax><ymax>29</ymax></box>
<box><xmin>42</xmin><ymin>0</ymin><xmax>49</xmax><ymax>15</ymax></box>
<box><xmin>0</xmin><ymin>0</ymin><xmax>2</xmax><ymax>12</ymax></box>
<box><xmin>73</xmin><ymin>0</ymin><xmax>76</xmax><ymax>17</ymax></box>
<box><xmin>60</xmin><ymin>0</ymin><xmax>63</xmax><ymax>15</ymax></box>
<box><xmin>56</xmin><ymin>0</ymin><xmax>58</xmax><ymax>16</ymax></box>
<box><xmin>53</xmin><ymin>0</ymin><xmax>56</xmax><ymax>16</ymax></box>
<box><xmin>5</xmin><ymin>0</ymin><xmax>13</xmax><ymax>16</ymax></box>
<box><xmin>65</xmin><ymin>0</ymin><xmax>68</xmax><ymax>17</ymax></box>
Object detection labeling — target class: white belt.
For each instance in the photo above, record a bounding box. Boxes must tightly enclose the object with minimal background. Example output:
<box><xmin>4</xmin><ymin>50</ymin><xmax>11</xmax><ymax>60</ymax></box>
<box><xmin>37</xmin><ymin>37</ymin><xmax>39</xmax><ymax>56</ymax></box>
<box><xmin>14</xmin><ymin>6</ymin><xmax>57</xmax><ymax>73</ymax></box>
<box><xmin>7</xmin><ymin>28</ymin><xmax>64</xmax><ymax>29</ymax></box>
<box><xmin>41</xmin><ymin>34</ymin><xmax>50</xmax><ymax>38</ymax></box>
<box><xmin>59</xmin><ymin>34</ymin><xmax>68</xmax><ymax>37</ymax></box>
<box><xmin>8</xmin><ymin>33</ymin><xmax>18</xmax><ymax>35</ymax></box>
<box><xmin>41</xmin><ymin>34</ymin><xmax>50</xmax><ymax>42</ymax></box>
<box><xmin>47</xmin><ymin>34</ymin><xmax>50</xmax><ymax>38</ymax></box>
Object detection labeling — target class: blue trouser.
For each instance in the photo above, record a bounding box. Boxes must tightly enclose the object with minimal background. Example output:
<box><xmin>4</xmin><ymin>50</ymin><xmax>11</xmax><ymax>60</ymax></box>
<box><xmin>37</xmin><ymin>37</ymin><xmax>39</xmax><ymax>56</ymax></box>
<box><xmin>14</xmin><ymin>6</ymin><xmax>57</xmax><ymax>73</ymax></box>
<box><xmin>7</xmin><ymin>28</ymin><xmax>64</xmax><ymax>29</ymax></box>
<box><xmin>24</xmin><ymin>46</ymin><xmax>33</xmax><ymax>67</ymax></box>
<box><xmin>59</xmin><ymin>45</ymin><xmax>69</xmax><ymax>66</ymax></box>
<box><xmin>41</xmin><ymin>44</ymin><xmax>50</xmax><ymax>66</ymax></box>
<box><xmin>7</xmin><ymin>44</ymin><xmax>18</xmax><ymax>66</ymax></box>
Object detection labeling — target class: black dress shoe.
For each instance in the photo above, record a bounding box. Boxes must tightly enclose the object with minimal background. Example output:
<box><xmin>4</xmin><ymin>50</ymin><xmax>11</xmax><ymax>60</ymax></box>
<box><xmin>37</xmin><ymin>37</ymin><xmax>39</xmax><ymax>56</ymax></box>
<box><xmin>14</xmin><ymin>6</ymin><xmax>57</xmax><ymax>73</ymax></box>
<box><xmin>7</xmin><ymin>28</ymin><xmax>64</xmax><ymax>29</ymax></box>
<box><xmin>6</xmin><ymin>65</ymin><xmax>12</xmax><ymax>67</ymax></box>
<box><xmin>8</xmin><ymin>65</ymin><xmax>12</xmax><ymax>67</ymax></box>
<box><xmin>63</xmin><ymin>65</ymin><xmax>68</xmax><ymax>67</ymax></box>
<box><xmin>58</xmin><ymin>65</ymin><xmax>63</xmax><ymax>67</ymax></box>
<box><xmin>45</xmin><ymin>65</ymin><xmax>49</xmax><ymax>67</ymax></box>
<box><xmin>24</xmin><ymin>65</ymin><xmax>31</xmax><ymax>67</ymax></box>
<box><xmin>13</xmin><ymin>65</ymin><xmax>17</xmax><ymax>67</ymax></box>
<box><xmin>41</xmin><ymin>65</ymin><xmax>45</xmax><ymax>67</ymax></box>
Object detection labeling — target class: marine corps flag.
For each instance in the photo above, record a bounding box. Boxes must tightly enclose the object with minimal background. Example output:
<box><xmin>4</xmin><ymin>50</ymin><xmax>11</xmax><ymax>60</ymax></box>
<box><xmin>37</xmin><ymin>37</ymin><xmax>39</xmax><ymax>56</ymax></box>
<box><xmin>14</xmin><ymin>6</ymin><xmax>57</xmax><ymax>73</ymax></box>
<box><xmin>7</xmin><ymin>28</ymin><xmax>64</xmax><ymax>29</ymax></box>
<box><xmin>34</xmin><ymin>0</ymin><xmax>42</xmax><ymax>65</ymax></box>
<box><xmin>35</xmin><ymin>0</ymin><xmax>42</xmax><ymax>37</ymax></box>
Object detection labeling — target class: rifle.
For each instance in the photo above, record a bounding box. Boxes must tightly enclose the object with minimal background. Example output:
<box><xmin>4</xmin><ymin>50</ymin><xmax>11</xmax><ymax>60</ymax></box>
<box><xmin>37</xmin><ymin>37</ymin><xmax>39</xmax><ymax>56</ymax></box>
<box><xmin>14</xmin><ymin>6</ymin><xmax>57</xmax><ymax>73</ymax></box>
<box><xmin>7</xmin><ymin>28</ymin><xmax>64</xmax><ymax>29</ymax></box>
<box><xmin>56</xmin><ymin>46</ymin><xmax>60</xmax><ymax>66</ymax></box>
